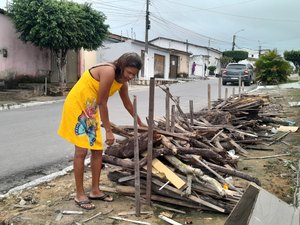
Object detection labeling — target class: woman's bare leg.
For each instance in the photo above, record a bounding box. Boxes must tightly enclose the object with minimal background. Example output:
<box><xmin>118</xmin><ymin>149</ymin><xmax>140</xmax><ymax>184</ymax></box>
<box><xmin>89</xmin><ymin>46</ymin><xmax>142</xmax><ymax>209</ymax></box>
<box><xmin>90</xmin><ymin>150</ymin><xmax>102</xmax><ymax>196</ymax></box>
<box><xmin>89</xmin><ymin>150</ymin><xmax>113</xmax><ymax>201</ymax></box>
<box><xmin>73</xmin><ymin>146</ymin><xmax>90</xmax><ymax>200</ymax></box>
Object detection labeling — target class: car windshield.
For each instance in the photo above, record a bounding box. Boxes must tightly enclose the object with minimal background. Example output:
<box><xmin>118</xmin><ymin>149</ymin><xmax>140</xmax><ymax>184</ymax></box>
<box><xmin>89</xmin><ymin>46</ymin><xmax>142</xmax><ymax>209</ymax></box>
<box><xmin>227</xmin><ymin>64</ymin><xmax>246</xmax><ymax>69</ymax></box>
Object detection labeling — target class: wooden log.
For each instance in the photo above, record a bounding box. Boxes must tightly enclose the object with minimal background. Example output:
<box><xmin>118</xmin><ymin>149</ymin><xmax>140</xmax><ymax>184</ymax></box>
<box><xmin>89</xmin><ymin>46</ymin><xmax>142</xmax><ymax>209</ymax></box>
<box><xmin>102</xmin><ymin>155</ymin><xmax>134</xmax><ymax>168</ymax></box>
<box><xmin>119</xmin><ymin>125</ymin><xmax>190</xmax><ymax>141</ymax></box>
<box><xmin>203</xmin><ymin>160</ymin><xmax>261</xmax><ymax>185</ymax></box>
<box><xmin>220</xmin><ymin>133</ymin><xmax>248</xmax><ymax>155</ymax></box>
<box><xmin>191</xmin><ymin>155</ymin><xmax>242</xmax><ymax>194</ymax></box>
<box><xmin>160</xmin><ymin>135</ymin><xmax>178</xmax><ymax>154</ymax></box>
<box><xmin>164</xmin><ymin>155</ymin><xmax>225</xmax><ymax>197</ymax></box>
<box><xmin>110</xmin><ymin>122</ymin><xmax>133</xmax><ymax>138</ymax></box>
<box><xmin>105</xmin><ymin>132</ymin><xmax>149</xmax><ymax>158</ymax></box>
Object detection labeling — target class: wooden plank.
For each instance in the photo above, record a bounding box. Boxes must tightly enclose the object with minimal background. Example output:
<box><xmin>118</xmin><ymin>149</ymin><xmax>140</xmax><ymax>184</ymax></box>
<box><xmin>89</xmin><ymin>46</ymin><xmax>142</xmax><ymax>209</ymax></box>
<box><xmin>151</xmin><ymin>158</ymin><xmax>185</xmax><ymax>189</ymax></box>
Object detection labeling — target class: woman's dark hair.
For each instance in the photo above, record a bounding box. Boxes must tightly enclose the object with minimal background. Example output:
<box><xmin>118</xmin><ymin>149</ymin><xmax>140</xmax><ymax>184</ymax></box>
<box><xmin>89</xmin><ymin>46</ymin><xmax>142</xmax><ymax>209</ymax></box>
<box><xmin>112</xmin><ymin>52</ymin><xmax>143</xmax><ymax>81</ymax></box>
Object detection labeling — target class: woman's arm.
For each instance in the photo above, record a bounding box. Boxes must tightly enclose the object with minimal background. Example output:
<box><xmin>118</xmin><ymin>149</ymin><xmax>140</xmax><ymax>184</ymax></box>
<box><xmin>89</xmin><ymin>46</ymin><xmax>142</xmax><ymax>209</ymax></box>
<box><xmin>119</xmin><ymin>82</ymin><xmax>147</xmax><ymax>127</ymax></box>
<box><xmin>97</xmin><ymin>66</ymin><xmax>115</xmax><ymax>145</ymax></box>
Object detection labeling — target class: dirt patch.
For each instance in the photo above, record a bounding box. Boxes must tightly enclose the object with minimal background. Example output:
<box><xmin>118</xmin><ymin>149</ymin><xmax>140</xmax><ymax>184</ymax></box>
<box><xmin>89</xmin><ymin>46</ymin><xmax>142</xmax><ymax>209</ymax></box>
<box><xmin>0</xmin><ymin>88</ymin><xmax>299</xmax><ymax>225</ymax></box>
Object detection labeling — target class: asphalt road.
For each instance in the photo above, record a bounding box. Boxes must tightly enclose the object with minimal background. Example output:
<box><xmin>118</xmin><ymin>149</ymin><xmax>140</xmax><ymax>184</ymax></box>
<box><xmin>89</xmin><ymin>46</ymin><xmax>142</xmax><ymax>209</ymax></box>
<box><xmin>0</xmin><ymin>78</ymin><xmax>255</xmax><ymax>193</ymax></box>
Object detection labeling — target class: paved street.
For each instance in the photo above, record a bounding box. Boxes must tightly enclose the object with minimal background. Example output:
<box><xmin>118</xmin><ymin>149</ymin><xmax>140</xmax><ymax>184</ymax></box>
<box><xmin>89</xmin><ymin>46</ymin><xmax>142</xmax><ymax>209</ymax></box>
<box><xmin>0</xmin><ymin>78</ymin><xmax>255</xmax><ymax>193</ymax></box>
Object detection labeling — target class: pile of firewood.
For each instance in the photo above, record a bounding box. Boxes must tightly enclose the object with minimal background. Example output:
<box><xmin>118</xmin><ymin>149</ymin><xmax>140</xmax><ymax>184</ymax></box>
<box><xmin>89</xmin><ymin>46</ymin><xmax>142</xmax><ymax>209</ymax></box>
<box><xmin>102</xmin><ymin>89</ymin><xmax>291</xmax><ymax>214</ymax></box>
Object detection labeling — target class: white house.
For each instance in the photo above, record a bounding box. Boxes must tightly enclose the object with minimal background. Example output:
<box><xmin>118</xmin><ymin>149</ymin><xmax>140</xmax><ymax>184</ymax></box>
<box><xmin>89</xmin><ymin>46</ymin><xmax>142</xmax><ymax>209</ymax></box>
<box><xmin>97</xmin><ymin>36</ymin><xmax>191</xmax><ymax>80</ymax></box>
<box><xmin>150</xmin><ymin>37</ymin><xmax>222</xmax><ymax>77</ymax></box>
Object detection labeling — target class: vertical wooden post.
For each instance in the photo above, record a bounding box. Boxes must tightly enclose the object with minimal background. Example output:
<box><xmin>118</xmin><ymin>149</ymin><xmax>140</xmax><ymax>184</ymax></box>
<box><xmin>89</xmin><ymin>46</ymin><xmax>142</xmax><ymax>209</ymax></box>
<box><xmin>44</xmin><ymin>77</ymin><xmax>47</xmax><ymax>96</ymax></box>
<box><xmin>208</xmin><ymin>84</ymin><xmax>211</xmax><ymax>110</ymax></box>
<box><xmin>175</xmin><ymin>96</ymin><xmax>180</xmax><ymax>117</ymax></box>
<box><xmin>218</xmin><ymin>77</ymin><xmax>222</xmax><ymax>100</ymax></box>
<box><xmin>146</xmin><ymin>77</ymin><xmax>155</xmax><ymax>205</ymax></box>
<box><xmin>242</xmin><ymin>81</ymin><xmax>245</xmax><ymax>93</ymax></box>
<box><xmin>238</xmin><ymin>74</ymin><xmax>242</xmax><ymax>99</ymax></box>
<box><xmin>133</xmin><ymin>96</ymin><xmax>140</xmax><ymax>216</ymax></box>
<box><xmin>225</xmin><ymin>87</ymin><xmax>228</xmax><ymax>100</ymax></box>
<box><xmin>233</xmin><ymin>87</ymin><xmax>236</xmax><ymax>96</ymax></box>
<box><xmin>189</xmin><ymin>100</ymin><xmax>194</xmax><ymax>126</ymax></box>
<box><xmin>171</xmin><ymin>105</ymin><xmax>175</xmax><ymax>133</ymax></box>
<box><xmin>165</xmin><ymin>87</ymin><xmax>170</xmax><ymax>132</ymax></box>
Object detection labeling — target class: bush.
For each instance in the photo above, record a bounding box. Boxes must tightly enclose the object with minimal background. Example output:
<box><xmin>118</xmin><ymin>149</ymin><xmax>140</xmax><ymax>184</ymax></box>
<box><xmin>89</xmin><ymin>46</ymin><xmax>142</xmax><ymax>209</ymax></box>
<box><xmin>255</xmin><ymin>50</ymin><xmax>292</xmax><ymax>85</ymax></box>
<box><xmin>208</xmin><ymin>66</ymin><xmax>216</xmax><ymax>75</ymax></box>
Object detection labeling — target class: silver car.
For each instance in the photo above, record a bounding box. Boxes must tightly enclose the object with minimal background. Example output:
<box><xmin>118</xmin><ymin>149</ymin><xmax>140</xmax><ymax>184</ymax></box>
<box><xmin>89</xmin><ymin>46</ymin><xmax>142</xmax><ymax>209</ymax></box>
<box><xmin>222</xmin><ymin>63</ymin><xmax>255</xmax><ymax>86</ymax></box>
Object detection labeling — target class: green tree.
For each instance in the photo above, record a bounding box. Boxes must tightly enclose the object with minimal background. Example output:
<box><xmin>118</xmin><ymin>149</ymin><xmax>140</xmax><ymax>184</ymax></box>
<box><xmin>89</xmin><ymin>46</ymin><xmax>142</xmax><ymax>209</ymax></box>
<box><xmin>223</xmin><ymin>50</ymin><xmax>248</xmax><ymax>63</ymax></box>
<box><xmin>255</xmin><ymin>49</ymin><xmax>292</xmax><ymax>85</ymax></box>
<box><xmin>283</xmin><ymin>50</ymin><xmax>300</xmax><ymax>71</ymax></box>
<box><xmin>8</xmin><ymin>0</ymin><xmax>109</xmax><ymax>88</ymax></box>
<box><xmin>220</xmin><ymin>56</ymin><xmax>233</xmax><ymax>68</ymax></box>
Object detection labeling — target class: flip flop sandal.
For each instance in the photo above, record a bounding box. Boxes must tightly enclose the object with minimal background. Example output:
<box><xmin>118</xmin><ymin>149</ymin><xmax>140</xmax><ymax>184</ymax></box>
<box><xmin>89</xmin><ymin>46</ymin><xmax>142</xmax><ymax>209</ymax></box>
<box><xmin>74</xmin><ymin>199</ymin><xmax>95</xmax><ymax>210</ymax></box>
<box><xmin>88</xmin><ymin>193</ymin><xmax>113</xmax><ymax>202</ymax></box>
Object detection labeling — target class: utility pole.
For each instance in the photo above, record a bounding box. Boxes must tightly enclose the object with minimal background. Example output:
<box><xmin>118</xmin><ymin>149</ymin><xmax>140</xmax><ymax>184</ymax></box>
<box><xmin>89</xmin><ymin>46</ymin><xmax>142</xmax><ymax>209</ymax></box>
<box><xmin>144</xmin><ymin>0</ymin><xmax>150</xmax><ymax>78</ymax></box>
<box><xmin>145</xmin><ymin>0</ymin><xmax>150</xmax><ymax>53</ymax></box>
<box><xmin>232</xmin><ymin>29</ymin><xmax>244</xmax><ymax>51</ymax></box>
<box><xmin>258</xmin><ymin>40</ymin><xmax>262</xmax><ymax>57</ymax></box>
<box><xmin>232</xmin><ymin>35</ymin><xmax>236</xmax><ymax>51</ymax></box>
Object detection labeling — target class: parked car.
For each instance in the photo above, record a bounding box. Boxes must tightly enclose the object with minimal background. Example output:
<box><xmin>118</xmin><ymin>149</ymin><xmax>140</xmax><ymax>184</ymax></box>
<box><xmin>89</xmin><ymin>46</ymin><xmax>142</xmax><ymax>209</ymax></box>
<box><xmin>222</xmin><ymin>63</ymin><xmax>255</xmax><ymax>86</ymax></box>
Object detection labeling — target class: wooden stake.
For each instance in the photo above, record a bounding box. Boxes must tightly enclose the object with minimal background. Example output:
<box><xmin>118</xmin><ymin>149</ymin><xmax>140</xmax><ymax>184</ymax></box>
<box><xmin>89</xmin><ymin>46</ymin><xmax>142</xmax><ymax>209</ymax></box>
<box><xmin>166</xmin><ymin>87</ymin><xmax>170</xmax><ymax>132</ymax></box>
<box><xmin>133</xmin><ymin>96</ymin><xmax>141</xmax><ymax>216</ymax></box>
<box><xmin>146</xmin><ymin>77</ymin><xmax>155</xmax><ymax>205</ymax></box>
<box><xmin>208</xmin><ymin>84</ymin><xmax>211</xmax><ymax>110</ymax></box>
<box><xmin>225</xmin><ymin>87</ymin><xmax>228</xmax><ymax>100</ymax></box>
<box><xmin>171</xmin><ymin>105</ymin><xmax>175</xmax><ymax>133</ymax></box>
<box><xmin>238</xmin><ymin>74</ymin><xmax>241</xmax><ymax>99</ymax></box>
<box><xmin>189</xmin><ymin>100</ymin><xmax>194</xmax><ymax>126</ymax></box>
<box><xmin>218</xmin><ymin>77</ymin><xmax>222</xmax><ymax>100</ymax></box>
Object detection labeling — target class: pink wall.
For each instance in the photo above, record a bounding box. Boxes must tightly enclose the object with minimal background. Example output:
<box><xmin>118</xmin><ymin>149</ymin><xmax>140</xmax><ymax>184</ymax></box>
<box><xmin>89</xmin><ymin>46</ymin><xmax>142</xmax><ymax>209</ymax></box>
<box><xmin>0</xmin><ymin>13</ymin><xmax>51</xmax><ymax>79</ymax></box>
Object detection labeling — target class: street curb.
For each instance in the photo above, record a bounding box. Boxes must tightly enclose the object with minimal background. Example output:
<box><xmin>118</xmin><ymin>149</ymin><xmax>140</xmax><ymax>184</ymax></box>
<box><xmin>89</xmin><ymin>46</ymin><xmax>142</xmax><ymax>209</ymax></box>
<box><xmin>0</xmin><ymin>99</ymin><xmax>65</xmax><ymax>111</ymax></box>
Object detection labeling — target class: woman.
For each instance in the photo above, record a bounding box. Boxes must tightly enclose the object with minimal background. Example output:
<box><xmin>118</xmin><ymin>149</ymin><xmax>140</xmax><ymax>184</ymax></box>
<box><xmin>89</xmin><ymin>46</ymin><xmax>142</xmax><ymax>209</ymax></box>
<box><xmin>58</xmin><ymin>52</ymin><xmax>146</xmax><ymax>210</ymax></box>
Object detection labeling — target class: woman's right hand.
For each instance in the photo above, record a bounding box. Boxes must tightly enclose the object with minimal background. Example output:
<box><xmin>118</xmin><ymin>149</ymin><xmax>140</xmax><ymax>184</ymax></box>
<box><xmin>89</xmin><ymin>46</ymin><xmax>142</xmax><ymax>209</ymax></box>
<box><xmin>105</xmin><ymin>130</ymin><xmax>115</xmax><ymax>146</ymax></box>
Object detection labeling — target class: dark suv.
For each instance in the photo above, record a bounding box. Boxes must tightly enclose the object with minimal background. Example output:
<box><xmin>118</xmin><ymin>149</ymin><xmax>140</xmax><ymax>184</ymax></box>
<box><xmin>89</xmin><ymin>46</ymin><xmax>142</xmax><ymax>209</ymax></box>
<box><xmin>222</xmin><ymin>63</ymin><xmax>254</xmax><ymax>86</ymax></box>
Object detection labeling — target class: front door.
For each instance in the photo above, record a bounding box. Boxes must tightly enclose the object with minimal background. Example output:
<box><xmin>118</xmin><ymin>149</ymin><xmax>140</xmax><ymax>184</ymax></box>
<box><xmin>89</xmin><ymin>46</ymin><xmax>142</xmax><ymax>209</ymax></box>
<box><xmin>169</xmin><ymin>55</ymin><xmax>178</xmax><ymax>79</ymax></box>
<box><xmin>154</xmin><ymin>54</ymin><xmax>165</xmax><ymax>78</ymax></box>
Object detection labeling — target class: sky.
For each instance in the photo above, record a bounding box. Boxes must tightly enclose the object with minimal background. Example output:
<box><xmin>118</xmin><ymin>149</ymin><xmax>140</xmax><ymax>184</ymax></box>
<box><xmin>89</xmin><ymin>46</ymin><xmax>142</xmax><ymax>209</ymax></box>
<box><xmin>1</xmin><ymin>0</ymin><xmax>300</xmax><ymax>54</ymax></box>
